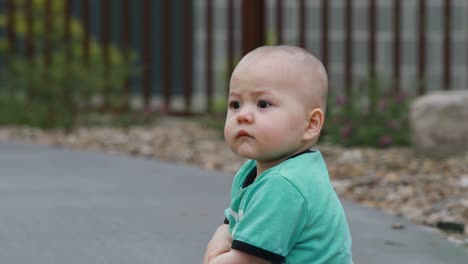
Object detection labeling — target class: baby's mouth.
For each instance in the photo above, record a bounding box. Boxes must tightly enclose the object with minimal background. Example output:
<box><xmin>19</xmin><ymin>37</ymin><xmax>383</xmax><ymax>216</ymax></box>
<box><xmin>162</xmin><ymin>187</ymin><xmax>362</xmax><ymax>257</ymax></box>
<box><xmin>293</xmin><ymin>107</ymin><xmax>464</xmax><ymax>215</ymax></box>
<box><xmin>236</xmin><ymin>130</ymin><xmax>253</xmax><ymax>139</ymax></box>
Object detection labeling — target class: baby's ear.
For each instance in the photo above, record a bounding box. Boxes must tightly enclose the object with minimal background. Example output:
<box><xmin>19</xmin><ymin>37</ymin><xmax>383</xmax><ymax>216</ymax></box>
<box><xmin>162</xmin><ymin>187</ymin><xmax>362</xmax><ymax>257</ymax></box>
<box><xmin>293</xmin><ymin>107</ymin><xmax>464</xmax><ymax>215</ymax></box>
<box><xmin>303</xmin><ymin>108</ymin><xmax>324</xmax><ymax>141</ymax></box>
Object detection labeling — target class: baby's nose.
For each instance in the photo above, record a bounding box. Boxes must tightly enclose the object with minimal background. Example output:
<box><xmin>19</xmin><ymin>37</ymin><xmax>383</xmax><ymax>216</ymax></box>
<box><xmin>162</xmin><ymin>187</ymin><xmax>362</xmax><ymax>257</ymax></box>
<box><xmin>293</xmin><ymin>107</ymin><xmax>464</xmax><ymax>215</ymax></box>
<box><xmin>237</xmin><ymin>110</ymin><xmax>254</xmax><ymax>123</ymax></box>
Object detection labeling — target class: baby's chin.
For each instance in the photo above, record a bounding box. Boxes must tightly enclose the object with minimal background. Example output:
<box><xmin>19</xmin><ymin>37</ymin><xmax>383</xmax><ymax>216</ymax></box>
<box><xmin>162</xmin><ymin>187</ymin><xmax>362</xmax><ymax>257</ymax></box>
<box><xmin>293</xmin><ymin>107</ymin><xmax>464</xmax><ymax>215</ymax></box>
<box><xmin>230</xmin><ymin>146</ymin><xmax>258</xmax><ymax>160</ymax></box>
<box><xmin>233</xmin><ymin>150</ymin><xmax>257</xmax><ymax>160</ymax></box>
<box><xmin>233</xmin><ymin>150</ymin><xmax>284</xmax><ymax>163</ymax></box>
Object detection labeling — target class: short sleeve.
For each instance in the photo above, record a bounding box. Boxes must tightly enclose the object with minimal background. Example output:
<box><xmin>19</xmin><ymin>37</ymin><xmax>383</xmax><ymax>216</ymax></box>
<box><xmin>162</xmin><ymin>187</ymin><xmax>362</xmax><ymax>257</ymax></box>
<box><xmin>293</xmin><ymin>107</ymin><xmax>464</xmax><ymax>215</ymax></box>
<box><xmin>231</xmin><ymin>175</ymin><xmax>308</xmax><ymax>261</ymax></box>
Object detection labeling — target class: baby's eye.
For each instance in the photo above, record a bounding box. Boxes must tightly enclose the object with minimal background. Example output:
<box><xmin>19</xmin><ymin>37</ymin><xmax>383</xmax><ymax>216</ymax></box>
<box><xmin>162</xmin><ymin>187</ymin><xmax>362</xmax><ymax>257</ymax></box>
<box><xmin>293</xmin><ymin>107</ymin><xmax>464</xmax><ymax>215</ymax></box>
<box><xmin>229</xmin><ymin>101</ymin><xmax>240</xmax><ymax>109</ymax></box>
<box><xmin>257</xmin><ymin>100</ymin><xmax>272</xmax><ymax>109</ymax></box>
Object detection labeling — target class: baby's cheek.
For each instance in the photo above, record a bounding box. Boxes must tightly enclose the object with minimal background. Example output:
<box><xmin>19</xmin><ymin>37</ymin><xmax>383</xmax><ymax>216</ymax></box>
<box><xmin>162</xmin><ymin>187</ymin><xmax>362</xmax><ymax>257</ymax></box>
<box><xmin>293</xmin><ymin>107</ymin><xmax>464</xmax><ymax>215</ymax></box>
<box><xmin>261</xmin><ymin>122</ymin><xmax>302</xmax><ymax>151</ymax></box>
<box><xmin>223</xmin><ymin>127</ymin><xmax>229</xmax><ymax>142</ymax></box>
<box><xmin>261</xmin><ymin>122</ymin><xmax>288</xmax><ymax>139</ymax></box>
<box><xmin>223</xmin><ymin>120</ymin><xmax>234</xmax><ymax>137</ymax></box>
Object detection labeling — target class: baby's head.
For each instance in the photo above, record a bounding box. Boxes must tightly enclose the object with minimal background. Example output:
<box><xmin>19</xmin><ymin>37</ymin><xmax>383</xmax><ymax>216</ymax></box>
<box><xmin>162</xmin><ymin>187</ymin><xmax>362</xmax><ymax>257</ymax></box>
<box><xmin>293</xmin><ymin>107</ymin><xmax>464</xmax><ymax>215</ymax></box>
<box><xmin>232</xmin><ymin>45</ymin><xmax>328</xmax><ymax>113</ymax></box>
<box><xmin>224</xmin><ymin>45</ymin><xmax>328</xmax><ymax>163</ymax></box>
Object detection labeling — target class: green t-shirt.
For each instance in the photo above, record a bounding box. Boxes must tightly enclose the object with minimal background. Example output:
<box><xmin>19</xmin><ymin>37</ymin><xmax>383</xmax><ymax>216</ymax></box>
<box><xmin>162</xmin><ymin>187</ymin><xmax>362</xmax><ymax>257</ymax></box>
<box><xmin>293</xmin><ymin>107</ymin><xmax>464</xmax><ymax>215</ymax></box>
<box><xmin>224</xmin><ymin>150</ymin><xmax>353</xmax><ymax>263</ymax></box>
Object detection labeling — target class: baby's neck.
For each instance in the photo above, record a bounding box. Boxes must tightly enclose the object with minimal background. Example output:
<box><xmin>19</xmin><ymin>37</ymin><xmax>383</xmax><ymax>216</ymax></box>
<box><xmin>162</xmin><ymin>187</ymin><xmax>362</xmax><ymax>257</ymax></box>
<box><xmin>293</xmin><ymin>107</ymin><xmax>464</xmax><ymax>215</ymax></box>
<box><xmin>255</xmin><ymin>159</ymin><xmax>283</xmax><ymax>178</ymax></box>
<box><xmin>255</xmin><ymin>148</ymin><xmax>312</xmax><ymax>177</ymax></box>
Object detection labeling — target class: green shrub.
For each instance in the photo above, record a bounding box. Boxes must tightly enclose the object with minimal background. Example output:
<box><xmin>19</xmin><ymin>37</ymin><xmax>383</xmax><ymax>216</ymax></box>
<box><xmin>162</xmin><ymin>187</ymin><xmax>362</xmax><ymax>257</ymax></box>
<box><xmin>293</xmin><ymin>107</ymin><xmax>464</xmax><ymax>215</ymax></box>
<box><xmin>322</xmin><ymin>78</ymin><xmax>412</xmax><ymax>148</ymax></box>
<box><xmin>1</xmin><ymin>52</ymin><xmax>137</xmax><ymax>129</ymax></box>
<box><xmin>0</xmin><ymin>0</ymin><xmax>139</xmax><ymax>129</ymax></box>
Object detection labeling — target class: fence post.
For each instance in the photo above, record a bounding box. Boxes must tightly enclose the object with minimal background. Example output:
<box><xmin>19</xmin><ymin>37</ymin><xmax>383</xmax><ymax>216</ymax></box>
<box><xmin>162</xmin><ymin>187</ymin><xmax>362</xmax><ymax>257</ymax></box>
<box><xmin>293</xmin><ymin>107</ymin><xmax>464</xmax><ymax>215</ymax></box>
<box><xmin>44</xmin><ymin>0</ymin><xmax>51</xmax><ymax>65</ymax></box>
<box><xmin>82</xmin><ymin>0</ymin><xmax>90</xmax><ymax>64</ymax></box>
<box><xmin>393</xmin><ymin>0</ymin><xmax>401</xmax><ymax>94</ymax></box>
<box><xmin>122</xmin><ymin>0</ymin><xmax>131</xmax><ymax>109</ymax></box>
<box><xmin>298</xmin><ymin>0</ymin><xmax>306</xmax><ymax>48</ymax></box>
<box><xmin>368</xmin><ymin>0</ymin><xmax>377</xmax><ymax>115</ymax></box>
<box><xmin>321</xmin><ymin>0</ymin><xmax>329</xmax><ymax>71</ymax></box>
<box><xmin>205</xmin><ymin>0</ymin><xmax>213</xmax><ymax>112</ymax></box>
<box><xmin>64</xmin><ymin>0</ymin><xmax>71</xmax><ymax>61</ymax></box>
<box><xmin>25</xmin><ymin>0</ymin><xmax>34</xmax><ymax>59</ymax></box>
<box><xmin>142</xmin><ymin>0</ymin><xmax>152</xmax><ymax>108</ymax></box>
<box><xmin>183</xmin><ymin>0</ymin><xmax>193</xmax><ymax>113</ymax></box>
<box><xmin>101</xmin><ymin>0</ymin><xmax>111</xmax><ymax>109</ymax></box>
<box><xmin>443</xmin><ymin>0</ymin><xmax>452</xmax><ymax>90</ymax></box>
<box><xmin>241</xmin><ymin>0</ymin><xmax>265</xmax><ymax>55</ymax></box>
<box><xmin>227</xmin><ymin>0</ymin><xmax>235</xmax><ymax>98</ymax></box>
<box><xmin>344</xmin><ymin>0</ymin><xmax>353</xmax><ymax>102</ymax></box>
<box><xmin>101</xmin><ymin>0</ymin><xmax>110</xmax><ymax>65</ymax></box>
<box><xmin>6</xmin><ymin>0</ymin><xmax>15</xmax><ymax>54</ymax></box>
<box><xmin>276</xmin><ymin>0</ymin><xmax>283</xmax><ymax>44</ymax></box>
<box><xmin>417</xmin><ymin>0</ymin><xmax>426</xmax><ymax>95</ymax></box>
<box><xmin>368</xmin><ymin>0</ymin><xmax>376</xmax><ymax>78</ymax></box>
<box><xmin>163</xmin><ymin>0</ymin><xmax>172</xmax><ymax>111</ymax></box>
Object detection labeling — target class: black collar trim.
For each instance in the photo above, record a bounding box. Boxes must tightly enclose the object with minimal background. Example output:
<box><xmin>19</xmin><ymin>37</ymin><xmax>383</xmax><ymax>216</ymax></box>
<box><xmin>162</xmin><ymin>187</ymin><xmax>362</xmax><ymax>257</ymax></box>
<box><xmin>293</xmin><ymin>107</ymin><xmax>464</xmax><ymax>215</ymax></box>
<box><xmin>242</xmin><ymin>149</ymin><xmax>313</xmax><ymax>188</ymax></box>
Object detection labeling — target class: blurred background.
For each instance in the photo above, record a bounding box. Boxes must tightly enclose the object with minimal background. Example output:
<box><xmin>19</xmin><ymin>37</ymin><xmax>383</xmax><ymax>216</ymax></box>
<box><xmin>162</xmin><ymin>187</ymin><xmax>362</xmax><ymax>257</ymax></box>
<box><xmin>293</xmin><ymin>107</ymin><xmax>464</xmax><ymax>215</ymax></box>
<box><xmin>1</xmin><ymin>0</ymin><xmax>468</xmax><ymax>246</ymax></box>
<box><xmin>1</xmin><ymin>1</ymin><xmax>467</xmax><ymax>134</ymax></box>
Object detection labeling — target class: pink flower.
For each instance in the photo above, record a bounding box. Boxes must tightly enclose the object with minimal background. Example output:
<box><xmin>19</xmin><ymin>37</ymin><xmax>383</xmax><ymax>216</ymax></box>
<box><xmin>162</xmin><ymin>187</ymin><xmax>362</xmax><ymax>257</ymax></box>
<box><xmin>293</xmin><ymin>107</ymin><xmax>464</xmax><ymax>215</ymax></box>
<box><xmin>333</xmin><ymin>116</ymin><xmax>341</xmax><ymax>124</ymax></box>
<box><xmin>378</xmin><ymin>99</ymin><xmax>387</xmax><ymax>111</ymax></box>
<box><xmin>336</xmin><ymin>96</ymin><xmax>347</xmax><ymax>106</ymax></box>
<box><xmin>379</xmin><ymin>135</ymin><xmax>393</xmax><ymax>147</ymax></box>
<box><xmin>386</xmin><ymin>120</ymin><xmax>399</xmax><ymax>130</ymax></box>
<box><xmin>340</xmin><ymin>124</ymin><xmax>353</xmax><ymax>141</ymax></box>
<box><xmin>395</xmin><ymin>91</ymin><xmax>407</xmax><ymax>103</ymax></box>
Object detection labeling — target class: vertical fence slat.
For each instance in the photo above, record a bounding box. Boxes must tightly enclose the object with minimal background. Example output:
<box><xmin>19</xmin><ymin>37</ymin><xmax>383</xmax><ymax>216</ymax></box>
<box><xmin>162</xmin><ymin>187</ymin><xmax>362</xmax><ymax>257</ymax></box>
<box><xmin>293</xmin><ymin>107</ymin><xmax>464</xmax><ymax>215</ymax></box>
<box><xmin>44</xmin><ymin>0</ymin><xmax>51</xmax><ymax>65</ymax></box>
<box><xmin>321</xmin><ymin>0</ymin><xmax>329</xmax><ymax>71</ymax></box>
<box><xmin>443</xmin><ymin>0</ymin><xmax>452</xmax><ymax>90</ymax></box>
<box><xmin>393</xmin><ymin>0</ymin><xmax>401</xmax><ymax>94</ymax></box>
<box><xmin>206</xmin><ymin>0</ymin><xmax>213</xmax><ymax>112</ymax></box>
<box><xmin>368</xmin><ymin>0</ymin><xmax>376</xmax><ymax>77</ymax></box>
<box><xmin>25</xmin><ymin>0</ymin><xmax>34</xmax><ymax>59</ymax></box>
<box><xmin>101</xmin><ymin>0</ymin><xmax>111</xmax><ymax>109</ymax></box>
<box><xmin>298</xmin><ymin>0</ymin><xmax>306</xmax><ymax>48</ymax></box>
<box><xmin>241</xmin><ymin>0</ymin><xmax>265</xmax><ymax>55</ymax></box>
<box><xmin>227</xmin><ymin>0</ymin><xmax>234</xmax><ymax>98</ymax></box>
<box><xmin>81</xmin><ymin>0</ymin><xmax>91</xmax><ymax>109</ymax></box>
<box><xmin>142</xmin><ymin>0</ymin><xmax>152</xmax><ymax>108</ymax></box>
<box><xmin>163</xmin><ymin>0</ymin><xmax>172</xmax><ymax>111</ymax></box>
<box><xmin>368</xmin><ymin>0</ymin><xmax>377</xmax><ymax>114</ymax></box>
<box><xmin>276</xmin><ymin>0</ymin><xmax>283</xmax><ymax>44</ymax></box>
<box><xmin>418</xmin><ymin>0</ymin><xmax>426</xmax><ymax>94</ymax></box>
<box><xmin>183</xmin><ymin>0</ymin><xmax>193</xmax><ymax>113</ymax></box>
<box><xmin>101</xmin><ymin>0</ymin><xmax>111</xmax><ymax>65</ymax></box>
<box><xmin>6</xmin><ymin>0</ymin><xmax>15</xmax><ymax>54</ymax></box>
<box><xmin>344</xmin><ymin>0</ymin><xmax>353</xmax><ymax>99</ymax></box>
<box><xmin>122</xmin><ymin>0</ymin><xmax>131</xmax><ymax>108</ymax></box>
<box><xmin>64</xmin><ymin>0</ymin><xmax>71</xmax><ymax>61</ymax></box>
<box><xmin>82</xmin><ymin>0</ymin><xmax>90</xmax><ymax>62</ymax></box>
<box><xmin>24</xmin><ymin>0</ymin><xmax>34</xmax><ymax>100</ymax></box>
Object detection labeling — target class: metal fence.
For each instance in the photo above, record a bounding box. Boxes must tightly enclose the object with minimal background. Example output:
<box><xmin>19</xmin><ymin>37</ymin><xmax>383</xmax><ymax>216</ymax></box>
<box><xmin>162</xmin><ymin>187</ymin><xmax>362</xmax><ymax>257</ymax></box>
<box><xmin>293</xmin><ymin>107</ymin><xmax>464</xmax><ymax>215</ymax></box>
<box><xmin>2</xmin><ymin>0</ymin><xmax>468</xmax><ymax>114</ymax></box>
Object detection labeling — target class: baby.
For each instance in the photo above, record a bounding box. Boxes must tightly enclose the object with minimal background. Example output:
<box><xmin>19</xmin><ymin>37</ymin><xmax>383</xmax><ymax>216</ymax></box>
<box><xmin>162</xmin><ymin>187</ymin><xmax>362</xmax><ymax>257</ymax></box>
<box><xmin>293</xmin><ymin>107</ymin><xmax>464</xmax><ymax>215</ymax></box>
<box><xmin>203</xmin><ymin>45</ymin><xmax>353</xmax><ymax>264</ymax></box>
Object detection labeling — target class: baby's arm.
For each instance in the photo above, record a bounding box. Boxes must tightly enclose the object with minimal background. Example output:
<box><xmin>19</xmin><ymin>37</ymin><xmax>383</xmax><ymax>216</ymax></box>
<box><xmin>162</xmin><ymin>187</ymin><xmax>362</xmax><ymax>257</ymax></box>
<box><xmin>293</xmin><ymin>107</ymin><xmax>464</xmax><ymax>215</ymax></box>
<box><xmin>207</xmin><ymin>249</ymin><xmax>271</xmax><ymax>264</ymax></box>
<box><xmin>203</xmin><ymin>224</ymin><xmax>271</xmax><ymax>264</ymax></box>
<box><xmin>203</xmin><ymin>224</ymin><xmax>232</xmax><ymax>263</ymax></box>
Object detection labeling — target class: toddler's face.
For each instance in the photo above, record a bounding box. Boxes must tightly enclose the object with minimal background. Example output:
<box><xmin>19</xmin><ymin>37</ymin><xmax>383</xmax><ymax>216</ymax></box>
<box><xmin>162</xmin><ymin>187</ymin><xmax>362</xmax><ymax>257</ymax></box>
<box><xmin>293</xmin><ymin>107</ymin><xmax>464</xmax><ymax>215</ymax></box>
<box><xmin>224</xmin><ymin>61</ymin><xmax>311</xmax><ymax>163</ymax></box>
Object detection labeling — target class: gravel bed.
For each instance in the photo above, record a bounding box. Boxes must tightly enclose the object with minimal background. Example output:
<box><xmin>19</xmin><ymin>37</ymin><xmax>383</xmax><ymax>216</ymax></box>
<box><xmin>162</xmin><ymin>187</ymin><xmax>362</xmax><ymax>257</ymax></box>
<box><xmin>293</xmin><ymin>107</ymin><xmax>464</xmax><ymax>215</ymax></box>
<box><xmin>1</xmin><ymin>117</ymin><xmax>467</xmax><ymax>247</ymax></box>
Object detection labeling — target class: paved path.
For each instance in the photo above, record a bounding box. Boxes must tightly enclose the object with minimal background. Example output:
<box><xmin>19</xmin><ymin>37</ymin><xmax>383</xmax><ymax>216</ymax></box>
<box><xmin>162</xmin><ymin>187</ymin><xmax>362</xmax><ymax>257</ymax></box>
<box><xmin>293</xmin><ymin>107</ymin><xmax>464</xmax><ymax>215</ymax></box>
<box><xmin>0</xmin><ymin>141</ymin><xmax>467</xmax><ymax>264</ymax></box>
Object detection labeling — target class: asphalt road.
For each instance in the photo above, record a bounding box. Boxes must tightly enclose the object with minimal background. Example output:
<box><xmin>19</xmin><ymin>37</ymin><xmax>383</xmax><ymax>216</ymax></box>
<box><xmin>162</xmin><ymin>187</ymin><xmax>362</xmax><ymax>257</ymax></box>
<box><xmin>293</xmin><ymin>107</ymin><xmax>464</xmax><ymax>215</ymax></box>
<box><xmin>0</xmin><ymin>141</ymin><xmax>467</xmax><ymax>263</ymax></box>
